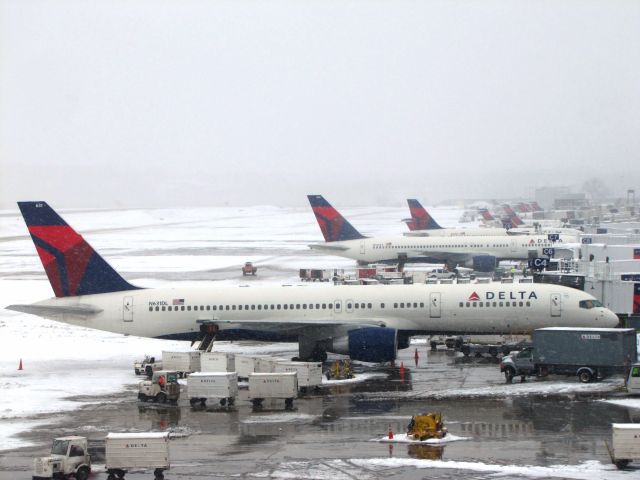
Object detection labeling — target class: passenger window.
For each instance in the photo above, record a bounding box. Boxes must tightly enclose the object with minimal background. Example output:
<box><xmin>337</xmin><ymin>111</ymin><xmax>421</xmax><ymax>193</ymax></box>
<box><xmin>459</xmin><ymin>302</ymin><xmax>463</xmax><ymax>307</ymax></box>
<box><xmin>499</xmin><ymin>302</ymin><xmax>503</xmax><ymax>307</ymax></box>
<box><xmin>526</xmin><ymin>301</ymin><xmax>531</xmax><ymax>307</ymax></box>
<box><xmin>316</xmin><ymin>304</ymin><xmax>321</xmax><ymax>309</ymax></box>
<box><xmin>368</xmin><ymin>303</ymin><xmax>372</xmax><ymax>308</ymax></box>
<box><xmin>232</xmin><ymin>305</ymin><xmax>236</xmax><ymax>311</ymax></box>
<box><xmin>354</xmin><ymin>303</ymin><xmax>359</xmax><ymax>309</ymax></box>
<box><xmin>420</xmin><ymin>302</ymin><xmax>424</xmax><ymax>308</ymax></box>
<box><xmin>466</xmin><ymin>302</ymin><xmax>470</xmax><ymax>307</ymax></box>
<box><xmin>258</xmin><ymin>305</ymin><xmax>262</xmax><ymax>310</ymax></box>
<box><xmin>238</xmin><ymin>305</ymin><xmax>243</xmax><ymax>310</ymax></box>
<box><xmin>251</xmin><ymin>305</ymin><xmax>255</xmax><ymax>310</ymax></box>
<box><xmin>394</xmin><ymin>303</ymin><xmax>398</xmax><ymax>308</ymax></box>
<box><xmin>225</xmin><ymin>306</ymin><xmax>229</xmax><ymax>310</ymax></box>
<box><xmin>187</xmin><ymin>306</ymin><xmax>191</xmax><ymax>311</ymax></box>
<box><xmin>400</xmin><ymin>303</ymin><xmax>405</xmax><ymax>308</ymax></box>
<box><xmin>161</xmin><ymin>306</ymin><xmax>166</xmax><ymax>311</ymax></box>
<box><xmin>168</xmin><ymin>306</ymin><xmax>172</xmax><ymax>311</ymax></box>
<box><xmin>347</xmin><ymin>303</ymin><xmax>352</xmax><ymax>309</ymax></box>
<box><xmin>154</xmin><ymin>306</ymin><xmax>159</xmax><ymax>311</ymax></box>
<box><xmin>505</xmin><ymin>302</ymin><xmax>510</xmax><ymax>307</ymax></box>
<box><xmin>381</xmin><ymin>303</ymin><xmax>385</xmax><ymax>308</ymax></box>
<box><xmin>182</xmin><ymin>306</ymin><xmax>186</xmax><ymax>311</ymax></box>
<box><xmin>284</xmin><ymin>304</ymin><xmax>288</xmax><ymax>310</ymax></box>
<box><xmin>149</xmin><ymin>307</ymin><xmax>153</xmax><ymax>312</ymax></box>
<box><xmin>296</xmin><ymin>304</ymin><xmax>300</xmax><ymax>309</ymax></box>
<box><xmin>479</xmin><ymin>302</ymin><xmax>483</xmax><ymax>307</ymax></box>
<box><xmin>206</xmin><ymin>306</ymin><xmax>210</xmax><ymax>311</ymax></box>
<box><xmin>413</xmin><ymin>302</ymin><xmax>417</xmax><ymax>308</ymax></box>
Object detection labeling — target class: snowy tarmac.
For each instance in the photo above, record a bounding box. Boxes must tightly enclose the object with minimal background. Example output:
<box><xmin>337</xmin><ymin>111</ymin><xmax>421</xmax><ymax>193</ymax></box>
<box><xmin>1</xmin><ymin>205</ymin><xmax>639</xmax><ymax>479</ymax></box>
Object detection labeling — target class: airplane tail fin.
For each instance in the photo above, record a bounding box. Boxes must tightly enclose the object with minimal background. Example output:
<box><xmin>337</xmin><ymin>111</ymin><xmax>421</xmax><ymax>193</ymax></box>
<box><xmin>479</xmin><ymin>208</ymin><xmax>495</xmax><ymax>221</ymax></box>
<box><xmin>509</xmin><ymin>214</ymin><xmax>524</xmax><ymax>226</ymax></box>
<box><xmin>18</xmin><ymin>201</ymin><xmax>139</xmax><ymax>297</ymax></box>
<box><xmin>530</xmin><ymin>201</ymin><xmax>543</xmax><ymax>212</ymax></box>
<box><xmin>405</xmin><ymin>199</ymin><xmax>442</xmax><ymax>231</ymax></box>
<box><xmin>307</xmin><ymin>195</ymin><xmax>366</xmax><ymax>242</ymax></box>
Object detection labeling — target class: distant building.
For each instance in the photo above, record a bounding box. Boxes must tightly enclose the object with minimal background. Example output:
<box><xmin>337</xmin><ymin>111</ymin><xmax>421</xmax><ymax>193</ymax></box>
<box><xmin>553</xmin><ymin>193</ymin><xmax>589</xmax><ymax>210</ymax></box>
<box><xmin>535</xmin><ymin>186</ymin><xmax>571</xmax><ymax>210</ymax></box>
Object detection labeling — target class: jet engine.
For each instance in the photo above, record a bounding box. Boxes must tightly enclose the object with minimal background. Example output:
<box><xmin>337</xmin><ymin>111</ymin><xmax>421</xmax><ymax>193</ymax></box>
<box><xmin>328</xmin><ymin>327</ymin><xmax>397</xmax><ymax>363</ymax></box>
<box><xmin>472</xmin><ymin>255</ymin><xmax>497</xmax><ymax>272</ymax></box>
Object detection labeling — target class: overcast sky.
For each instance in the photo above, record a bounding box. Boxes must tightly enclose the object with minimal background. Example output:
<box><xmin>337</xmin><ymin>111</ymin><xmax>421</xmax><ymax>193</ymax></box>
<box><xmin>1</xmin><ymin>0</ymin><xmax>638</xmax><ymax>209</ymax></box>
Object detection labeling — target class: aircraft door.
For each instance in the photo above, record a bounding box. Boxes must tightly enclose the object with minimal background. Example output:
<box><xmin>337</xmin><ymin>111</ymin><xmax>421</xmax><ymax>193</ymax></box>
<box><xmin>550</xmin><ymin>293</ymin><xmax>561</xmax><ymax>317</ymax></box>
<box><xmin>429</xmin><ymin>292</ymin><xmax>441</xmax><ymax>318</ymax></box>
<box><xmin>360</xmin><ymin>240</ymin><xmax>366</xmax><ymax>255</ymax></box>
<box><xmin>123</xmin><ymin>296</ymin><xmax>134</xmax><ymax>322</ymax></box>
<box><xmin>510</xmin><ymin>238</ymin><xmax>519</xmax><ymax>254</ymax></box>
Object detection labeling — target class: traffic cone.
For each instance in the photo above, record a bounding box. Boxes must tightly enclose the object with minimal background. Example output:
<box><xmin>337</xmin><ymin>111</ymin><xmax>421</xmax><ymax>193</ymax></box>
<box><xmin>388</xmin><ymin>424</ymin><xmax>394</xmax><ymax>439</ymax></box>
<box><xmin>18</xmin><ymin>359</ymin><xmax>23</xmax><ymax>370</ymax></box>
<box><xmin>414</xmin><ymin>348</ymin><xmax>419</xmax><ymax>366</ymax></box>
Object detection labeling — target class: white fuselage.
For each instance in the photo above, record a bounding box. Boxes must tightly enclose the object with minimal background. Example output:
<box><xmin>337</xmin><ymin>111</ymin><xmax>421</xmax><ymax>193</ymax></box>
<box><xmin>28</xmin><ymin>283</ymin><xmax>618</xmax><ymax>339</ymax></box>
<box><xmin>310</xmin><ymin>234</ymin><xmax>578</xmax><ymax>264</ymax></box>
<box><xmin>404</xmin><ymin>227</ymin><xmax>508</xmax><ymax>237</ymax></box>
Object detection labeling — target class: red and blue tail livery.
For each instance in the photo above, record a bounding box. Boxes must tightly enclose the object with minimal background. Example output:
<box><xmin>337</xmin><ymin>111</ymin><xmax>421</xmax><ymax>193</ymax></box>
<box><xmin>18</xmin><ymin>202</ymin><xmax>139</xmax><ymax>298</ymax></box>
<box><xmin>405</xmin><ymin>199</ymin><xmax>442</xmax><ymax>231</ymax></box>
<box><xmin>307</xmin><ymin>195</ymin><xmax>366</xmax><ymax>242</ymax></box>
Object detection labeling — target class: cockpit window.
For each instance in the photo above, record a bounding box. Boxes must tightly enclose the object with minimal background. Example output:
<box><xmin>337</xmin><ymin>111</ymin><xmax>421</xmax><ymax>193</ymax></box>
<box><xmin>579</xmin><ymin>299</ymin><xmax>603</xmax><ymax>309</ymax></box>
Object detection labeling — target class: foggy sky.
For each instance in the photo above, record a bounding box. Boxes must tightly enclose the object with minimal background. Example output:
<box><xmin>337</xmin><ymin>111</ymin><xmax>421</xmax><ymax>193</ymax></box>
<box><xmin>1</xmin><ymin>1</ymin><xmax>639</xmax><ymax>209</ymax></box>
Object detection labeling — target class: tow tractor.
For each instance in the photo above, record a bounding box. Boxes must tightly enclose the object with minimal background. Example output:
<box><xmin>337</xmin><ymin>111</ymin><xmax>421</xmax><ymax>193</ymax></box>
<box><xmin>242</xmin><ymin>262</ymin><xmax>257</xmax><ymax>276</ymax></box>
<box><xmin>407</xmin><ymin>413</ymin><xmax>448</xmax><ymax>441</ymax></box>
<box><xmin>138</xmin><ymin>370</ymin><xmax>180</xmax><ymax>404</ymax></box>
<box><xmin>33</xmin><ymin>436</ymin><xmax>91</xmax><ymax>480</ymax></box>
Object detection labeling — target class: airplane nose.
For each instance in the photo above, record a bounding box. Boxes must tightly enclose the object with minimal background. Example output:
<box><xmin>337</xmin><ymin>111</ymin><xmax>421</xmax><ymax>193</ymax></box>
<box><xmin>601</xmin><ymin>308</ymin><xmax>619</xmax><ymax>328</ymax></box>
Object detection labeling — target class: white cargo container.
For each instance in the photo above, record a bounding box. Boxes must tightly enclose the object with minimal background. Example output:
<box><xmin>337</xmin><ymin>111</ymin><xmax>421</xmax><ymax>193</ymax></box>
<box><xmin>200</xmin><ymin>352</ymin><xmax>235</xmax><ymax>373</ymax></box>
<box><xmin>610</xmin><ymin>424</ymin><xmax>640</xmax><ymax>469</ymax></box>
<box><xmin>187</xmin><ymin>372</ymin><xmax>238</xmax><ymax>407</ymax></box>
<box><xmin>105</xmin><ymin>432</ymin><xmax>170</xmax><ymax>480</ymax></box>
<box><xmin>161</xmin><ymin>351</ymin><xmax>201</xmax><ymax>377</ymax></box>
<box><xmin>248</xmin><ymin>372</ymin><xmax>298</xmax><ymax>409</ymax></box>
<box><xmin>255</xmin><ymin>357</ymin><xmax>277</xmax><ymax>373</ymax></box>
<box><xmin>236</xmin><ymin>355</ymin><xmax>258</xmax><ymax>379</ymax></box>
<box><xmin>275</xmin><ymin>361</ymin><xmax>323</xmax><ymax>392</ymax></box>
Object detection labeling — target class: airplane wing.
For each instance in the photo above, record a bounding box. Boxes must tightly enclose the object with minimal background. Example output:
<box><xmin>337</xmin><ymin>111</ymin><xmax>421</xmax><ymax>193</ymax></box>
<box><xmin>5</xmin><ymin>304</ymin><xmax>103</xmax><ymax>318</ymax></box>
<box><xmin>417</xmin><ymin>250</ymin><xmax>475</xmax><ymax>263</ymax></box>
<box><xmin>215</xmin><ymin>317</ymin><xmax>388</xmax><ymax>335</ymax></box>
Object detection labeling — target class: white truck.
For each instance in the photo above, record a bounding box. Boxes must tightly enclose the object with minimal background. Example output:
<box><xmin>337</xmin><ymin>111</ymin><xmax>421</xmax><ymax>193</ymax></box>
<box><xmin>187</xmin><ymin>372</ymin><xmax>238</xmax><ymax>407</ymax></box>
<box><xmin>608</xmin><ymin>424</ymin><xmax>640</xmax><ymax>469</ymax></box>
<box><xmin>200</xmin><ymin>351</ymin><xmax>235</xmax><ymax>372</ymax></box>
<box><xmin>138</xmin><ymin>370</ymin><xmax>180</xmax><ymax>404</ymax></box>
<box><xmin>275</xmin><ymin>361</ymin><xmax>323</xmax><ymax>393</ymax></box>
<box><xmin>134</xmin><ymin>355</ymin><xmax>162</xmax><ymax>377</ymax></box>
<box><xmin>248</xmin><ymin>372</ymin><xmax>298</xmax><ymax>409</ymax></box>
<box><xmin>627</xmin><ymin>363</ymin><xmax>640</xmax><ymax>394</ymax></box>
<box><xmin>33</xmin><ymin>436</ymin><xmax>91</xmax><ymax>480</ymax></box>
<box><xmin>161</xmin><ymin>350</ymin><xmax>201</xmax><ymax>377</ymax></box>
<box><xmin>105</xmin><ymin>432</ymin><xmax>170</xmax><ymax>480</ymax></box>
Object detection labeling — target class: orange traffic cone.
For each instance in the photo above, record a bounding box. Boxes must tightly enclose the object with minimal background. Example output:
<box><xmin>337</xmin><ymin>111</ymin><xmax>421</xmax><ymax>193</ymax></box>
<box><xmin>414</xmin><ymin>348</ymin><xmax>419</xmax><ymax>366</ymax></box>
<box><xmin>388</xmin><ymin>424</ymin><xmax>394</xmax><ymax>439</ymax></box>
<box><xmin>18</xmin><ymin>359</ymin><xmax>23</xmax><ymax>370</ymax></box>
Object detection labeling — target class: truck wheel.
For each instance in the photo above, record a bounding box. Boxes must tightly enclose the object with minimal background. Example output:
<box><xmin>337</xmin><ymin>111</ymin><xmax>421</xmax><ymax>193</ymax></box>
<box><xmin>200</xmin><ymin>398</ymin><xmax>207</xmax><ymax>406</ymax></box>
<box><xmin>156</xmin><ymin>392</ymin><xmax>167</xmax><ymax>403</ymax></box>
<box><xmin>578</xmin><ymin>370</ymin><xmax>593</xmax><ymax>383</ymax></box>
<box><xmin>489</xmin><ymin>347</ymin><xmax>498</xmax><ymax>357</ymax></box>
<box><xmin>220</xmin><ymin>398</ymin><xmax>227</xmax><ymax>406</ymax></box>
<box><xmin>285</xmin><ymin>398</ymin><xmax>294</xmax><ymax>410</ymax></box>
<box><xmin>430</xmin><ymin>341</ymin><xmax>438</xmax><ymax>351</ymax></box>
<box><xmin>154</xmin><ymin>468</ymin><xmax>165</xmax><ymax>480</ymax></box>
<box><xmin>116</xmin><ymin>469</ymin><xmax>126</xmax><ymax>479</ymax></box>
<box><xmin>134</xmin><ymin>368</ymin><xmax>140</xmax><ymax>375</ymax></box>
<box><xmin>252</xmin><ymin>398</ymin><xmax>263</xmax><ymax>409</ymax></box>
<box><xmin>138</xmin><ymin>393</ymin><xmax>148</xmax><ymax>402</ymax></box>
<box><xmin>461</xmin><ymin>345</ymin><xmax>471</xmax><ymax>357</ymax></box>
<box><xmin>189</xmin><ymin>398</ymin><xmax>198</xmax><ymax>407</ymax></box>
<box><xmin>615</xmin><ymin>459</ymin><xmax>629</xmax><ymax>469</ymax></box>
<box><xmin>228</xmin><ymin>397</ymin><xmax>235</xmax><ymax>406</ymax></box>
<box><xmin>504</xmin><ymin>367</ymin><xmax>515</xmax><ymax>384</ymax></box>
<box><xmin>76</xmin><ymin>467</ymin><xmax>90</xmax><ymax>480</ymax></box>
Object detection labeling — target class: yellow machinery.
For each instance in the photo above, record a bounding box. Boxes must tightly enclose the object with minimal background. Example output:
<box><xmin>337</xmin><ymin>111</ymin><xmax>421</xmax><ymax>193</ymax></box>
<box><xmin>325</xmin><ymin>359</ymin><xmax>353</xmax><ymax>380</ymax></box>
<box><xmin>407</xmin><ymin>412</ymin><xmax>448</xmax><ymax>440</ymax></box>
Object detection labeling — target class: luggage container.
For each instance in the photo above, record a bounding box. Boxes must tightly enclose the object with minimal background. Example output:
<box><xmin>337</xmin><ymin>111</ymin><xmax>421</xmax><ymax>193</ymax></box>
<box><xmin>105</xmin><ymin>432</ymin><xmax>170</xmax><ymax>480</ymax></box>
<box><xmin>161</xmin><ymin>351</ymin><xmax>201</xmax><ymax>377</ymax></box>
<box><xmin>609</xmin><ymin>424</ymin><xmax>640</xmax><ymax>469</ymax></box>
<box><xmin>236</xmin><ymin>355</ymin><xmax>258</xmax><ymax>379</ymax></box>
<box><xmin>254</xmin><ymin>357</ymin><xmax>277</xmax><ymax>373</ymax></box>
<box><xmin>275</xmin><ymin>361</ymin><xmax>323</xmax><ymax>393</ymax></box>
<box><xmin>200</xmin><ymin>352</ymin><xmax>235</xmax><ymax>373</ymax></box>
<box><xmin>187</xmin><ymin>372</ymin><xmax>238</xmax><ymax>407</ymax></box>
<box><xmin>248</xmin><ymin>372</ymin><xmax>298</xmax><ymax>409</ymax></box>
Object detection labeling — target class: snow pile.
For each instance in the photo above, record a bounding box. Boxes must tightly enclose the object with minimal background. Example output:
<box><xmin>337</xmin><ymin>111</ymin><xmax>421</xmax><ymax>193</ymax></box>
<box><xmin>373</xmin><ymin>433</ymin><xmax>469</xmax><ymax>444</ymax></box>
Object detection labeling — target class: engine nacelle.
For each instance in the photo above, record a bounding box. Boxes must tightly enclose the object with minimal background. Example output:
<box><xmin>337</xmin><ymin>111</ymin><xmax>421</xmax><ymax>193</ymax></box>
<box><xmin>472</xmin><ymin>255</ymin><xmax>497</xmax><ymax>272</ymax></box>
<box><xmin>329</xmin><ymin>327</ymin><xmax>397</xmax><ymax>363</ymax></box>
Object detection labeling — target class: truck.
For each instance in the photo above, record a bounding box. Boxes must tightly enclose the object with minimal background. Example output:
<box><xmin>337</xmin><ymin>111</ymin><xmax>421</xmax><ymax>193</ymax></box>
<box><xmin>275</xmin><ymin>361</ymin><xmax>323</xmax><ymax>393</ymax></box>
<box><xmin>242</xmin><ymin>262</ymin><xmax>257</xmax><ymax>276</ymax></box>
<box><xmin>138</xmin><ymin>370</ymin><xmax>181</xmax><ymax>404</ymax></box>
<box><xmin>248</xmin><ymin>372</ymin><xmax>298</xmax><ymax>409</ymax></box>
<box><xmin>33</xmin><ymin>436</ymin><xmax>91</xmax><ymax>480</ymax></box>
<box><xmin>161</xmin><ymin>350</ymin><xmax>201</xmax><ymax>377</ymax></box>
<box><xmin>200</xmin><ymin>351</ymin><xmax>235</xmax><ymax>372</ymax></box>
<box><xmin>187</xmin><ymin>372</ymin><xmax>238</xmax><ymax>407</ymax></box>
<box><xmin>134</xmin><ymin>355</ymin><xmax>162</xmax><ymax>377</ymax></box>
<box><xmin>500</xmin><ymin>327</ymin><xmax>637</xmax><ymax>384</ymax></box>
<box><xmin>608</xmin><ymin>424</ymin><xmax>640</xmax><ymax>469</ymax></box>
<box><xmin>105</xmin><ymin>432</ymin><xmax>170</xmax><ymax>480</ymax></box>
<box><xmin>627</xmin><ymin>363</ymin><xmax>640</xmax><ymax>394</ymax></box>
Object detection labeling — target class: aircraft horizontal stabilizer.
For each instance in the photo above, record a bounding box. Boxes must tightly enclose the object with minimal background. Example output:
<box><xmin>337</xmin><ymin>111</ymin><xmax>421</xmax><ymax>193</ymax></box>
<box><xmin>308</xmin><ymin>243</ymin><xmax>350</xmax><ymax>251</ymax></box>
<box><xmin>6</xmin><ymin>304</ymin><xmax>103</xmax><ymax>318</ymax></box>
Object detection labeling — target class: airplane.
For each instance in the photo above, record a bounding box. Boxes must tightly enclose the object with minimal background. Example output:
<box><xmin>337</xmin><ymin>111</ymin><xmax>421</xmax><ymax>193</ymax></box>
<box><xmin>402</xmin><ymin>199</ymin><xmax>509</xmax><ymax>237</ymax></box>
<box><xmin>307</xmin><ymin>195</ymin><xmax>577</xmax><ymax>270</ymax></box>
<box><xmin>6</xmin><ymin>201</ymin><xmax>618</xmax><ymax>364</ymax></box>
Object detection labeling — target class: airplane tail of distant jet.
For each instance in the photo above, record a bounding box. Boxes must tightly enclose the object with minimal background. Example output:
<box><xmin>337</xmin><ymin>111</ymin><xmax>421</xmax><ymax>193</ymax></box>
<box><xmin>479</xmin><ymin>208</ymin><xmax>495</xmax><ymax>221</ymax></box>
<box><xmin>307</xmin><ymin>195</ymin><xmax>366</xmax><ymax>242</ymax></box>
<box><xmin>17</xmin><ymin>201</ymin><xmax>140</xmax><ymax>297</ymax></box>
<box><xmin>404</xmin><ymin>199</ymin><xmax>442</xmax><ymax>231</ymax></box>
<box><xmin>530</xmin><ymin>201</ymin><xmax>543</xmax><ymax>212</ymax></box>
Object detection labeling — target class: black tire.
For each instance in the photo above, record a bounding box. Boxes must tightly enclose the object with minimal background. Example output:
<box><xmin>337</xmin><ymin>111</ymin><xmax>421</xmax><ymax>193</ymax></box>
<box><xmin>430</xmin><ymin>341</ymin><xmax>438</xmax><ymax>351</ymax></box>
<box><xmin>138</xmin><ymin>393</ymin><xmax>148</xmax><ymax>402</ymax></box>
<box><xmin>461</xmin><ymin>345</ymin><xmax>471</xmax><ymax>357</ymax></box>
<box><xmin>107</xmin><ymin>474</ymin><xmax>116</xmax><ymax>480</ymax></box>
<box><xmin>615</xmin><ymin>459</ymin><xmax>629</xmax><ymax>469</ymax></box>
<box><xmin>285</xmin><ymin>398</ymin><xmax>294</xmax><ymax>410</ymax></box>
<box><xmin>504</xmin><ymin>367</ymin><xmax>515</xmax><ymax>384</ymax></box>
<box><xmin>252</xmin><ymin>398</ymin><xmax>263</xmax><ymax>408</ymax></box>
<box><xmin>75</xmin><ymin>466</ymin><xmax>90</xmax><ymax>480</ymax></box>
<box><xmin>116</xmin><ymin>470</ymin><xmax>126</xmax><ymax>479</ymax></box>
<box><xmin>228</xmin><ymin>397</ymin><xmax>235</xmax><ymax>406</ymax></box>
<box><xmin>156</xmin><ymin>392</ymin><xmax>167</xmax><ymax>404</ymax></box>
<box><xmin>134</xmin><ymin>368</ymin><xmax>140</xmax><ymax>375</ymax></box>
<box><xmin>154</xmin><ymin>468</ymin><xmax>165</xmax><ymax>480</ymax></box>
<box><xmin>200</xmin><ymin>398</ymin><xmax>207</xmax><ymax>407</ymax></box>
<box><xmin>489</xmin><ymin>347</ymin><xmax>498</xmax><ymax>357</ymax></box>
<box><xmin>189</xmin><ymin>398</ymin><xmax>198</xmax><ymax>407</ymax></box>
<box><xmin>578</xmin><ymin>370</ymin><xmax>593</xmax><ymax>383</ymax></box>
<box><xmin>220</xmin><ymin>398</ymin><xmax>227</xmax><ymax>406</ymax></box>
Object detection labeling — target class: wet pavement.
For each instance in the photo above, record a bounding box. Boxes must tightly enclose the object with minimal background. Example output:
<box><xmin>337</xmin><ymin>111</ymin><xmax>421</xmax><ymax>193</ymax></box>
<box><xmin>1</xmin><ymin>346</ymin><xmax>637</xmax><ymax>480</ymax></box>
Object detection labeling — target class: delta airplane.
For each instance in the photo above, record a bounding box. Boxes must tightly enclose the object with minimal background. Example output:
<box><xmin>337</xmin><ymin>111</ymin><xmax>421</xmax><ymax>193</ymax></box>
<box><xmin>307</xmin><ymin>195</ymin><xmax>577</xmax><ymax>270</ymax></box>
<box><xmin>6</xmin><ymin>202</ymin><xmax>617</xmax><ymax>364</ymax></box>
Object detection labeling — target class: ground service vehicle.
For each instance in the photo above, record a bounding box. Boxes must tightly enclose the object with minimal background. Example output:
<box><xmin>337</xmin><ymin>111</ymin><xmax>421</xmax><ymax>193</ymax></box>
<box><xmin>325</xmin><ymin>359</ymin><xmax>353</xmax><ymax>380</ymax></box>
<box><xmin>627</xmin><ymin>363</ymin><xmax>640</xmax><ymax>394</ymax></box>
<box><xmin>248</xmin><ymin>372</ymin><xmax>298</xmax><ymax>409</ymax></box>
<box><xmin>138</xmin><ymin>371</ymin><xmax>180</xmax><ymax>404</ymax></box>
<box><xmin>275</xmin><ymin>361</ymin><xmax>323</xmax><ymax>393</ymax></box>
<box><xmin>33</xmin><ymin>436</ymin><xmax>91</xmax><ymax>480</ymax></box>
<box><xmin>105</xmin><ymin>432</ymin><xmax>170</xmax><ymax>479</ymax></box>
<box><xmin>242</xmin><ymin>262</ymin><xmax>257</xmax><ymax>276</ymax></box>
<box><xmin>608</xmin><ymin>424</ymin><xmax>640</xmax><ymax>469</ymax></box>
<box><xmin>161</xmin><ymin>351</ymin><xmax>201</xmax><ymax>377</ymax></box>
<box><xmin>187</xmin><ymin>372</ymin><xmax>238</xmax><ymax>407</ymax></box>
<box><xmin>200</xmin><ymin>352</ymin><xmax>235</xmax><ymax>372</ymax></box>
<box><xmin>134</xmin><ymin>355</ymin><xmax>162</xmax><ymax>377</ymax></box>
<box><xmin>407</xmin><ymin>413</ymin><xmax>448</xmax><ymax>441</ymax></box>
<box><xmin>501</xmin><ymin>328</ymin><xmax>636</xmax><ymax>383</ymax></box>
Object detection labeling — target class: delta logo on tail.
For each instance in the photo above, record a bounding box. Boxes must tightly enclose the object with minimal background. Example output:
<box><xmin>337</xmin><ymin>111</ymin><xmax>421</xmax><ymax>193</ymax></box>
<box><xmin>307</xmin><ymin>195</ymin><xmax>365</xmax><ymax>242</ymax></box>
<box><xmin>405</xmin><ymin>199</ymin><xmax>442</xmax><ymax>231</ymax></box>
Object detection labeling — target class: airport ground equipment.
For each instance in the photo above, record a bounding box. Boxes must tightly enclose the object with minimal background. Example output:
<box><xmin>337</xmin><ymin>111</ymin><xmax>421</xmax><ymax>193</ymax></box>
<box><xmin>200</xmin><ymin>351</ymin><xmax>235</xmax><ymax>372</ymax></box>
<box><xmin>607</xmin><ymin>424</ymin><xmax>640</xmax><ymax>469</ymax></box>
<box><xmin>248</xmin><ymin>372</ymin><xmax>298</xmax><ymax>409</ymax></box>
<box><xmin>407</xmin><ymin>413</ymin><xmax>448</xmax><ymax>441</ymax></box>
<box><xmin>460</xmin><ymin>340</ymin><xmax>532</xmax><ymax>358</ymax></box>
<box><xmin>138</xmin><ymin>371</ymin><xmax>180</xmax><ymax>404</ymax></box>
<box><xmin>275</xmin><ymin>361</ymin><xmax>323</xmax><ymax>393</ymax></box>
<box><xmin>33</xmin><ymin>436</ymin><xmax>91</xmax><ymax>480</ymax></box>
<box><xmin>325</xmin><ymin>359</ymin><xmax>353</xmax><ymax>380</ymax></box>
<box><xmin>134</xmin><ymin>355</ymin><xmax>162</xmax><ymax>377</ymax></box>
<box><xmin>500</xmin><ymin>327</ymin><xmax>637</xmax><ymax>383</ymax></box>
<box><xmin>161</xmin><ymin>351</ymin><xmax>201</xmax><ymax>377</ymax></box>
<box><xmin>627</xmin><ymin>363</ymin><xmax>640</xmax><ymax>394</ymax></box>
<box><xmin>242</xmin><ymin>262</ymin><xmax>257</xmax><ymax>276</ymax></box>
<box><xmin>236</xmin><ymin>355</ymin><xmax>258</xmax><ymax>379</ymax></box>
<box><xmin>187</xmin><ymin>372</ymin><xmax>238</xmax><ymax>407</ymax></box>
<box><xmin>105</xmin><ymin>432</ymin><xmax>170</xmax><ymax>480</ymax></box>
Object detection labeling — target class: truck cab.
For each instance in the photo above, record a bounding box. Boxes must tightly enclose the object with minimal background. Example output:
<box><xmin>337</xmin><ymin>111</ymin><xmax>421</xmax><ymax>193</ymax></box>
<box><xmin>627</xmin><ymin>364</ymin><xmax>640</xmax><ymax>394</ymax></box>
<box><xmin>138</xmin><ymin>370</ymin><xmax>180</xmax><ymax>404</ymax></box>
<box><xmin>134</xmin><ymin>355</ymin><xmax>162</xmax><ymax>377</ymax></box>
<box><xmin>33</xmin><ymin>436</ymin><xmax>91</xmax><ymax>480</ymax></box>
<box><xmin>500</xmin><ymin>347</ymin><xmax>536</xmax><ymax>383</ymax></box>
